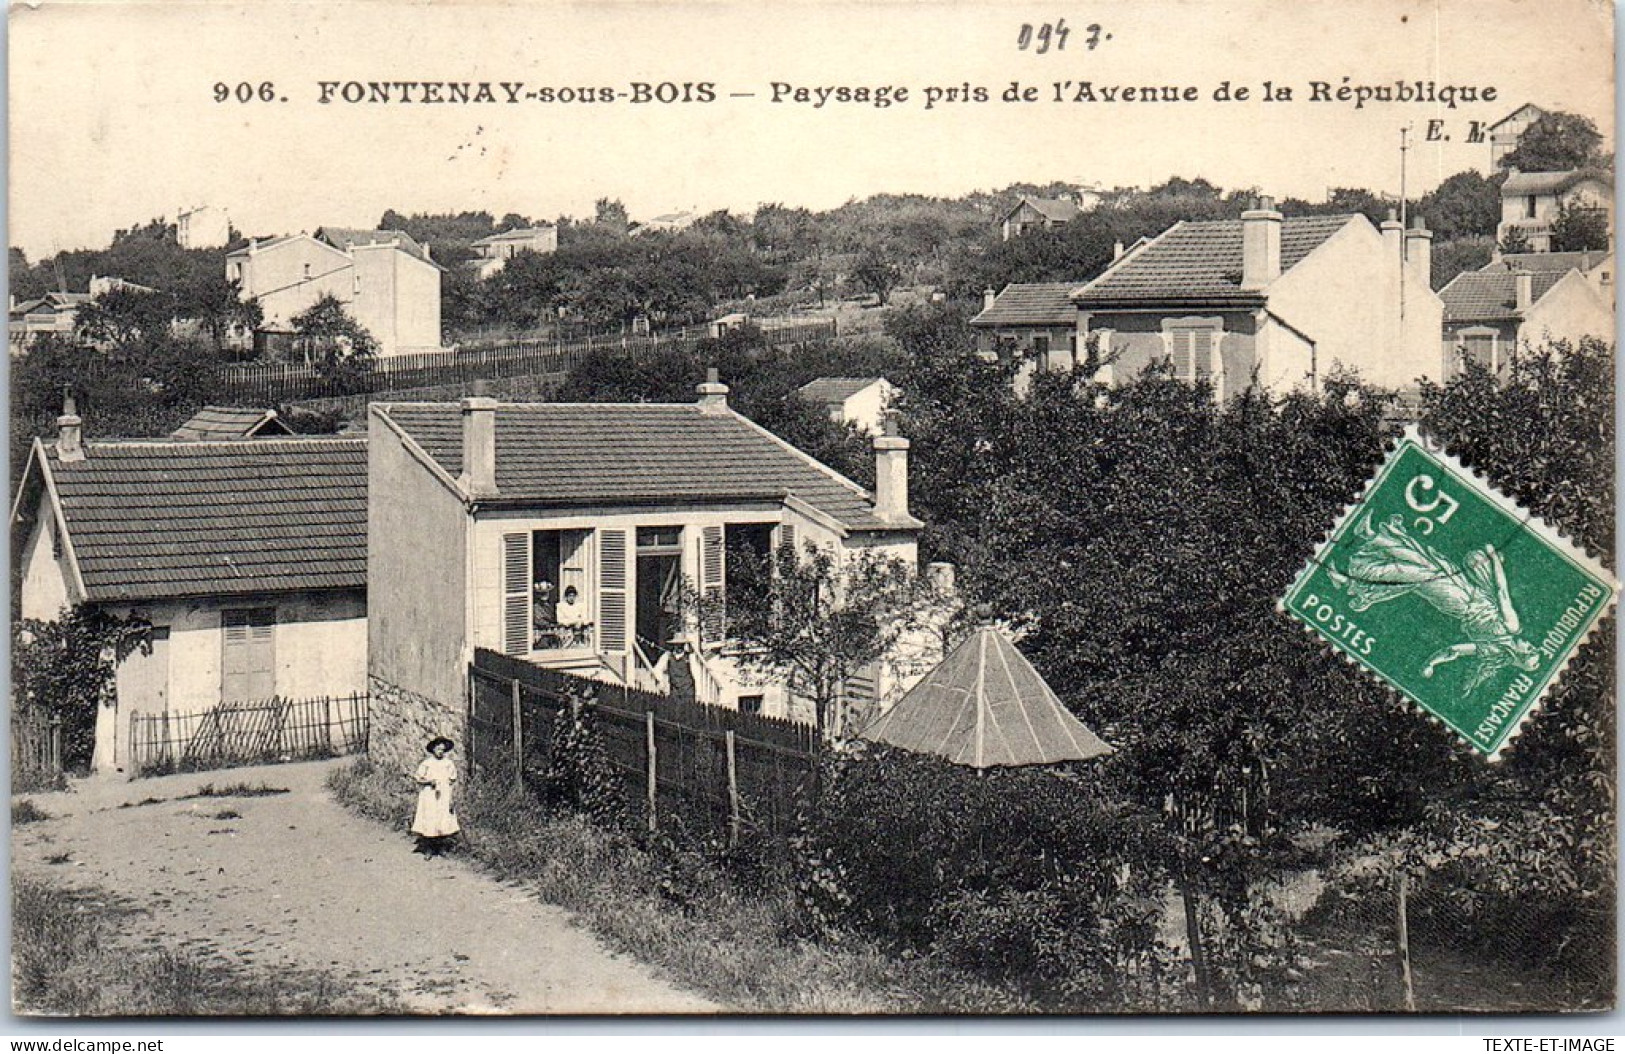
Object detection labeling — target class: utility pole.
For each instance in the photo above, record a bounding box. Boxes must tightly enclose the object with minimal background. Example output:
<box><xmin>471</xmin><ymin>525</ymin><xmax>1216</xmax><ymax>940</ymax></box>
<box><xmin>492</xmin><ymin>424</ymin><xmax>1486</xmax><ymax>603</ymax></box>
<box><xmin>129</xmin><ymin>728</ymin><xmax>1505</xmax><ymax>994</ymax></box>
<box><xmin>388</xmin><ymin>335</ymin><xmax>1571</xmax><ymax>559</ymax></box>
<box><xmin>1399</xmin><ymin>124</ymin><xmax>1411</xmax><ymax>320</ymax></box>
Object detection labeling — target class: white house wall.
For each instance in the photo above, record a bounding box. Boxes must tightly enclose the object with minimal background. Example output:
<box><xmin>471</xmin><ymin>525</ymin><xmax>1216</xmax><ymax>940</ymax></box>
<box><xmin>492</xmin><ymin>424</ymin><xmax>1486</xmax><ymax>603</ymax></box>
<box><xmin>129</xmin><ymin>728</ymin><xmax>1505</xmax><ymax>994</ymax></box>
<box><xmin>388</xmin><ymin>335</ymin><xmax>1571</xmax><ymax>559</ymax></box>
<box><xmin>234</xmin><ymin>238</ymin><xmax>355</xmax><ymax>331</ymax></box>
<box><xmin>1521</xmin><ymin>272</ymin><xmax>1615</xmax><ymax>347</ymax></box>
<box><xmin>19</xmin><ymin>504</ymin><xmax>74</xmax><ymax>621</ymax></box>
<box><xmin>1267</xmin><ymin>222</ymin><xmax>1446</xmax><ymax>390</ymax></box>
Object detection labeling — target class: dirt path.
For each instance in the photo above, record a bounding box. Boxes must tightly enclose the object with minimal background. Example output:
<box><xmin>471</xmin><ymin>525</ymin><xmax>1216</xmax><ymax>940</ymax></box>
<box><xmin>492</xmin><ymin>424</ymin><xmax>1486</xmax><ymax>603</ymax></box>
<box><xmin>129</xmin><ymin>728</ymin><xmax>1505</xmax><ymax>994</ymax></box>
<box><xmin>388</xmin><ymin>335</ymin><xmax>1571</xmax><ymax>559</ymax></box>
<box><xmin>12</xmin><ymin>759</ymin><xmax>720</xmax><ymax>1014</ymax></box>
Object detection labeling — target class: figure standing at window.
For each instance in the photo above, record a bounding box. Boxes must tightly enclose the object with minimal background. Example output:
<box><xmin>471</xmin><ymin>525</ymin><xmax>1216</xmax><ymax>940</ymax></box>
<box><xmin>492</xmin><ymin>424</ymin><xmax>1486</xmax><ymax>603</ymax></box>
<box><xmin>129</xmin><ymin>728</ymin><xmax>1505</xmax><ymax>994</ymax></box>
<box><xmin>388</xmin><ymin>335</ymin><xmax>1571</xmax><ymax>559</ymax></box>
<box><xmin>411</xmin><ymin>736</ymin><xmax>460</xmax><ymax>857</ymax></box>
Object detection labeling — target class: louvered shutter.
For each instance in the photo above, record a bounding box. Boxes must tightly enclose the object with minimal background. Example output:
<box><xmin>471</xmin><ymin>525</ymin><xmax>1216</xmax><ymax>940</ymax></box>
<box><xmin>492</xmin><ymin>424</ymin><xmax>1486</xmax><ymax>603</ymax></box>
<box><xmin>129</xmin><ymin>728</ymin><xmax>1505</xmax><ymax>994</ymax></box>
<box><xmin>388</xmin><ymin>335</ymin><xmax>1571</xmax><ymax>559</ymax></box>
<box><xmin>1191</xmin><ymin>329</ymin><xmax>1214</xmax><ymax>382</ymax></box>
<box><xmin>223</xmin><ymin>608</ymin><xmax>276</xmax><ymax>701</ymax></box>
<box><xmin>598</xmin><ymin>528</ymin><xmax>629</xmax><ymax>654</ymax></box>
<box><xmin>699</xmin><ymin>525</ymin><xmax>725</xmax><ymax>644</ymax></box>
<box><xmin>776</xmin><ymin>522</ymin><xmax>797</xmax><ymax>562</ymax></box>
<box><xmin>501</xmin><ymin>532</ymin><xmax>531</xmax><ymax>655</ymax></box>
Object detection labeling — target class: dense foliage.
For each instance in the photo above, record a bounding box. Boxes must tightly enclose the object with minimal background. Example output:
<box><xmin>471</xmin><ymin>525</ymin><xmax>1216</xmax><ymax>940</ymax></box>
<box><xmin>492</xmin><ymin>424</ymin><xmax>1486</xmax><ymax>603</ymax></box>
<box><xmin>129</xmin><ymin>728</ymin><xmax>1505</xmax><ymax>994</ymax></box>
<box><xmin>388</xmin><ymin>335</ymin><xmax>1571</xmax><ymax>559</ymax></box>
<box><xmin>12</xmin><ymin>606</ymin><xmax>152</xmax><ymax>771</ymax></box>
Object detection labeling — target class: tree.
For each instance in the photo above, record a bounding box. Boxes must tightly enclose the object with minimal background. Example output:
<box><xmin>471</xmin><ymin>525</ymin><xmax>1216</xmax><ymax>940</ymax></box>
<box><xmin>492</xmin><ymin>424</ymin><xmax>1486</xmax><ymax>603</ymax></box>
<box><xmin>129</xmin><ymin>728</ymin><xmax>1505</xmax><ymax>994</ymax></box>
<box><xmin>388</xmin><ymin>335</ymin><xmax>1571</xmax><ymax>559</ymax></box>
<box><xmin>1499</xmin><ymin>225</ymin><xmax>1532</xmax><ymax>254</ymax></box>
<box><xmin>1499</xmin><ymin>112</ymin><xmax>1606</xmax><ymax>172</ymax></box>
<box><xmin>593</xmin><ymin>198</ymin><xmax>631</xmax><ymax>235</ymax></box>
<box><xmin>850</xmin><ymin>246</ymin><xmax>902</xmax><ymax>305</ymax></box>
<box><xmin>73</xmin><ymin>287</ymin><xmax>176</xmax><ymax>353</ymax></box>
<box><xmin>290</xmin><ymin>295</ymin><xmax>378</xmax><ymax>389</ymax></box>
<box><xmin>721</xmin><ymin>542</ymin><xmax>928</xmax><ymax>739</ymax></box>
<box><xmin>1417</xmin><ymin>170</ymin><xmax>1504</xmax><ymax>240</ymax></box>
<box><xmin>1430</xmin><ymin>236</ymin><xmax>1496</xmax><ymax>290</ymax></box>
<box><xmin>1550</xmin><ymin>201</ymin><xmax>1611</xmax><ymax>252</ymax></box>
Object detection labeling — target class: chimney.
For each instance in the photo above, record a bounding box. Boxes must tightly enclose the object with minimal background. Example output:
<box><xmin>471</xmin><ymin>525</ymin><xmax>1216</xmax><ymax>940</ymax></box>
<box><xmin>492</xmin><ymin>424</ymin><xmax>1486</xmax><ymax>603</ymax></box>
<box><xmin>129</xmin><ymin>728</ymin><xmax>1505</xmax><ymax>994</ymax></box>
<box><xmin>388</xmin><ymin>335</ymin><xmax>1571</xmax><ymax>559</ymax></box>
<box><xmin>459</xmin><ymin>380</ymin><xmax>498</xmax><ymax>497</ymax></box>
<box><xmin>872</xmin><ymin>417</ymin><xmax>911</xmax><ymax>523</ymax></box>
<box><xmin>696</xmin><ymin>367</ymin><xmax>729</xmax><ymax>412</ymax></box>
<box><xmin>56</xmin><ymin>395</ymin><xmax>84</xmax><ymax>463</ymax></box>
<box><xmin>422</xmin><ymin>241</ymin><xmax>432</xmax><ymax>260</ymax></box>
<box><xmin>1380</xmin><ymin>208</ymin><xmax>1403</xmax><ymax>262</ymax></box>
<box><xmin>1113</xmin><ymin>240</ymin><xmax>1126</xmax><ymax>260</ymax></box>
<box><xmin>1405</xmin><ymin>217</ymin><xmax>1432</xmax><ymax>286</ymax></box>
<box><xmin>1514</xmin><ymin>270</ymin><xmax>1534</xmax><ymax>312</ymax></box>
<box><xmin>1240</xmin><ymin>195</ymin><xmax>1283</xmax><ymax>290</ymax></box>
<box><xmin>982</xmin><ymin>288</ymin><xmax>997</xmax><ymax>312</ymax></box>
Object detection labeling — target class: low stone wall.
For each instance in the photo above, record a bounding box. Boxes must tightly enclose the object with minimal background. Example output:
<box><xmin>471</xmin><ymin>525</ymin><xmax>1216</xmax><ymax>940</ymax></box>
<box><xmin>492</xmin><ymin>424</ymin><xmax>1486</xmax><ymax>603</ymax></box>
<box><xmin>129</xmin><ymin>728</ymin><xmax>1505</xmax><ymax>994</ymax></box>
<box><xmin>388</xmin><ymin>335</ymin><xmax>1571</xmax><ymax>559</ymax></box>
<box><xmin>368</xmin><ymin>675</ymin><xmax>465</xmax><ymax>778</ymax></box>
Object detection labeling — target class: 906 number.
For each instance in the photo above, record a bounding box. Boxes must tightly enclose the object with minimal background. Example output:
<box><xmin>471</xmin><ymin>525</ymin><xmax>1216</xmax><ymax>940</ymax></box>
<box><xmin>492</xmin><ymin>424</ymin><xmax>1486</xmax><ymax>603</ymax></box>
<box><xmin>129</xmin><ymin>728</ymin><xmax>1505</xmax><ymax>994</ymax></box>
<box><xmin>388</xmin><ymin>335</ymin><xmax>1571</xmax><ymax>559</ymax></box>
<box><xmin>214</xmin><ymin>81</ymin><xmax>280</xmax><ymax>103</ymax></box>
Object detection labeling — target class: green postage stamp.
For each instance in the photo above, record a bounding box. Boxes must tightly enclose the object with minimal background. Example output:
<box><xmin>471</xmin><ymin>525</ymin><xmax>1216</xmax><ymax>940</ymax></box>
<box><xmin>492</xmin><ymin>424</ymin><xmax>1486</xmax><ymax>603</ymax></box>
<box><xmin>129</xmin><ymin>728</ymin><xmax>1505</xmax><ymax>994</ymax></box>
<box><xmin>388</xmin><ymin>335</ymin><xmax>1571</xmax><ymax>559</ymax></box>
<box><xmin>1281</xmin><ymin>428</ymin><xmax>1618</xmax><ymax>760</ymax></box>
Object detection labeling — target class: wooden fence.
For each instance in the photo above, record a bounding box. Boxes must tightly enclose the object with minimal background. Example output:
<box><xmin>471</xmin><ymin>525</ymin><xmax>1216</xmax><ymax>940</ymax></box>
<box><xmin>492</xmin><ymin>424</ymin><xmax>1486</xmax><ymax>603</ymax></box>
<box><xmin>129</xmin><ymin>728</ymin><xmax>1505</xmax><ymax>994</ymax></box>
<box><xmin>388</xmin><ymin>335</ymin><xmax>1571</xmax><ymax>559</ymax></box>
<box><xmin>11</xmin><ymin>707</ymin><xmax>64</xmax><ymax>789</ymax></box>
<box><xmin>128</xmin><ymin>693</ymin><xmax>369</xmax><ymax>776</ymax></box>
<box><xmin>469</xmin><ymin>648</ymin><xmax>819</xmax><ymax>842</ymax></box>
<box><xmin>213</xmin><ymin>318</ymin><xmax>839</xmax><ymax>404</ymax></box>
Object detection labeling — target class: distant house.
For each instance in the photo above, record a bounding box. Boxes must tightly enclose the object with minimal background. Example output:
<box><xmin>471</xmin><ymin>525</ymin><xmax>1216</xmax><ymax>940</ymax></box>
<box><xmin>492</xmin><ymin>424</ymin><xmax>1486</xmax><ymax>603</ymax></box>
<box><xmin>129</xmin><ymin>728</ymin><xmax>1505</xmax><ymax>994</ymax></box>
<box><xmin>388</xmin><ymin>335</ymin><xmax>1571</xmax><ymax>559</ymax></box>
<box><xmin>226</xmin><ymin>227</ymin><xmax>443</xmax><ymax>358</ymax></box>
<box><xmin>1487</xmin><ymin>104</ymin><xmax>1548</xmax><ymax>169</ymax></box>
<box><xmin>9</xmin><ymin>291</ymin><xmax>90</xmax><ymax>348</ymax></box>
<box><xmin>1073</xmin><ymin>199</ymin><xmax>1446</xmax><ymax>394</ymax></box>
<box><xmin>1000</xmin><ymin>196</ymin><xmax>1080</xmax><ymax>241</ymax></box>
<box><xmin>176</xmin><ymin>205</ymin><xmax>232</xmax><ymax>250</ymax></box>
<box><xmin>796</xmin><ymin>377</ymin><xmax>895</xmax><ymax>434</ymax></box>
<box><xmin>365</xmin><ymin>376</ymin><xmax>923</xmax><ymax>768</ymax></box>
<box><xmin>8</xmin><ymin>276</ymin><xmax>159</xmax><ymax>350</ymax></box>
<box><xmin>630</xmin><ymin>211</ymin><xmax>699</xmax><ymax>236</ymax></box>
<box><xmin>969</xmin><ymin>283</ymin><xmax>1081</xmax><ymax>366</ymax></box>
<box><xmin>11</xmin><ymin>405</ymin><xmax>367</xmax><ymax>775</ymax></box>
<box><xmin>170</xmin><ymin>406</ymin><xmax>294</xmax><ymax>441</ymax></box>
<box><xmin>1439</xmin><ymin>262</ymin><xmax>1614</xmax><ymax>374</ymax></box>
<box><xmin>708</xmin><ymin>312</ymin><xmax>752</xmax><ymax>338</ymax></box>
<box><xmin>1496</xmin><ymin>168</ymin><xmax>1612</xmax><ymax>253</ymax></box>
<box><xmin>1490</xmin><ymin>250</ymin><xmax>1615</xmax><ymax>296</ymax></box>
<box><xmin>469</xmin><ymin>225</ymin><xmax>558</xmax><ymax>280</ymax></box>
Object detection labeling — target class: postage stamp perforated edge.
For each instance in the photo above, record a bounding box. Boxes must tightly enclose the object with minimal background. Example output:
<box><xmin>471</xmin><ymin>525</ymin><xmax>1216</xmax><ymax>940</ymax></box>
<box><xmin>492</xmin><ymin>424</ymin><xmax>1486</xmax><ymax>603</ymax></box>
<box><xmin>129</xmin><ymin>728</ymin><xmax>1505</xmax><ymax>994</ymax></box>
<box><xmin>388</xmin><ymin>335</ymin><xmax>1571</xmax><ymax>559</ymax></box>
<box><xmin>1276</xmin><ymin>424</ymin><xmax>1620</xmax><ymax>762</ymax></box>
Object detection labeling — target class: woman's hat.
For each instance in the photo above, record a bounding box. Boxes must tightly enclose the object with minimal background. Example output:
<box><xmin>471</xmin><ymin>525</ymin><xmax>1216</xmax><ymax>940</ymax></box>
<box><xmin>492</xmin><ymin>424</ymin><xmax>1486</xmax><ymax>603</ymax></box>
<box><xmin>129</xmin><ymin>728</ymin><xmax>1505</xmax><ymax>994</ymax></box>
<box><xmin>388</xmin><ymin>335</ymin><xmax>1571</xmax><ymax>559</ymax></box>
<box><xmin>426</xmin><ymin>736</ymin><xmax>455</xmax><ymax>753</ymax></box>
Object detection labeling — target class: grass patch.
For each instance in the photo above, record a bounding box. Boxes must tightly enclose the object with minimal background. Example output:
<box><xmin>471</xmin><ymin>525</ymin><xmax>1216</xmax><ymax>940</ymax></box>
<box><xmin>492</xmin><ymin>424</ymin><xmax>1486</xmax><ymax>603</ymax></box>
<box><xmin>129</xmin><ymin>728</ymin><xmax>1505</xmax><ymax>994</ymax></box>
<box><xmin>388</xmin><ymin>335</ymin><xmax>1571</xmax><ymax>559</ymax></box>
<box><xmin>328</xmin><ymin>758</ymin><xmax>1020</xmax><ymax>1013</ymax></box>
<box><xmin>12</xmin><ymin>875</ymin><xmax>402</xmax><ymax>1015</ymax></box>
<box><xmin>213</xmin><ymin>808</ymin><xmax>242</xmax><ymax>820</ymax></box>
<box><xmin>13</xmin><ymin>799</ymin><xmax>50</xmax><ymax>825</ymax></box>
<box><xmin>180</xmin><ymin>782</ymin><xmax>289</xmax><ymax>800</ymax></box>
<box><xmin>118</xmin><ymin>797</ymin><xmax>168</xmax><ymax>809</ymax></box>
<box><xmin>44</xmin><ymin>853</ymin><xmax>72</xmax><ymax>866</ymax></box>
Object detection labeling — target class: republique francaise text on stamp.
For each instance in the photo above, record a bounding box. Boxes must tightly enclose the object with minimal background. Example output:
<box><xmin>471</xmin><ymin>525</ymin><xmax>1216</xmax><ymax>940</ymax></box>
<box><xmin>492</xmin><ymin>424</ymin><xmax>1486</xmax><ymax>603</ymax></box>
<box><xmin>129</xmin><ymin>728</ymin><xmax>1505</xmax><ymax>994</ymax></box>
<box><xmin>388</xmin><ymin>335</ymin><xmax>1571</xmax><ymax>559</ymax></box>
<box><xmin>1281</xmin><ymin>428</ymin><xmax>1618</xmax><ymax>760</ymax></box>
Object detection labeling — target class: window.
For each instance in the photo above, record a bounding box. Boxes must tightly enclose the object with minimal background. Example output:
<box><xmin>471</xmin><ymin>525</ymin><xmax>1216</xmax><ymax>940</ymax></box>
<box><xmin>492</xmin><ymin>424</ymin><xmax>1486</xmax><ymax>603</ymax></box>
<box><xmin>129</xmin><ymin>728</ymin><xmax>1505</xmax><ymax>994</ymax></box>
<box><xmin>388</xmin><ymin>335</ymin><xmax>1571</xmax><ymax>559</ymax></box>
<box><xmin>738</xmin><ymin>694</ymin><xmax>764</xmax><ymax>715</ymax></box>
<box><xmin>533</xmin><ymin>529</ymin><xmax>592</xmax><ymax>649</ymax></box>
<box><xmin>231</xmin><ymin>262</ymin><xmax>244</xmax><ymax>282</ymax></box>
<box><xmin>1526</xmin><ymin>196</ymin><xmax>1538</xmax><ymax>219</ymax></box>
<box><xmin>222</xmin><ymin>608</ymin><xmax>276</xmax><ymax>701</ymax></box>
<box><xmin>1031</xmin><ymin>334</ymin><xmax>1051</xmax><ymax>357</ymax></box>
<box><xmin>1459</xmin><ymin>329</ymin><xmax>1501</xmax><ymax>375</ymax></box>
<box><xmin>1166</xmin><ymin>324</ymin><xmax>1218</xmax><ymax>383</ymax></box>
<box><xmin>302</xmin><ymin>263</ymin><xmax>312</xmax><ymax>280</ymax></box>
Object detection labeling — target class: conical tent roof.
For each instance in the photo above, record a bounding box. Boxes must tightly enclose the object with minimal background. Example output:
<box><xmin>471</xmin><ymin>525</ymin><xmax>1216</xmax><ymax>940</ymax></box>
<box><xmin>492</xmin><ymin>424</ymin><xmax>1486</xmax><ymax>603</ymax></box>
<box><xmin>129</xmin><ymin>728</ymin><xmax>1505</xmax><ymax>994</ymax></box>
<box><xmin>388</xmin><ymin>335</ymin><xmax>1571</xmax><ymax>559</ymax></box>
<box><xmin>859</xmin><ymin>627</ymin><xmax>1113</xmax><ymax>769</ymax></box>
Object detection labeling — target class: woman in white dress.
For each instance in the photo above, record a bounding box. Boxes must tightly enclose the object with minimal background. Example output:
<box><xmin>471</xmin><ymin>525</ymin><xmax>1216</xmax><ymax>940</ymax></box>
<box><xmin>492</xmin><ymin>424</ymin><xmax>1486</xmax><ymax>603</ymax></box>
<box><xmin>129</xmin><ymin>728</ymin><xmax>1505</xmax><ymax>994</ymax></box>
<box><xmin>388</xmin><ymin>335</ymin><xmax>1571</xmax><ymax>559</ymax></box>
<box><xmin>411</xmin><ymin>736</ymin><xmax>460</xmax><ymax>856</ymax></box>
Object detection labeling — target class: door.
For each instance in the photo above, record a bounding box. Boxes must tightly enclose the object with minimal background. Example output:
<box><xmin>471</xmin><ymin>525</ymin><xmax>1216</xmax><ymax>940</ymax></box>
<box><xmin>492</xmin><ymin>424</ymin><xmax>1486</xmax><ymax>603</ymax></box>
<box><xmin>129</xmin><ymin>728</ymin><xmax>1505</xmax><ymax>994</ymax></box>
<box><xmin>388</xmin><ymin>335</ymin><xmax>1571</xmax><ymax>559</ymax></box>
<box><xmin>635</xmin><ymin>526</ymin><xmax>684</xmax><ymax>656</ymax></box>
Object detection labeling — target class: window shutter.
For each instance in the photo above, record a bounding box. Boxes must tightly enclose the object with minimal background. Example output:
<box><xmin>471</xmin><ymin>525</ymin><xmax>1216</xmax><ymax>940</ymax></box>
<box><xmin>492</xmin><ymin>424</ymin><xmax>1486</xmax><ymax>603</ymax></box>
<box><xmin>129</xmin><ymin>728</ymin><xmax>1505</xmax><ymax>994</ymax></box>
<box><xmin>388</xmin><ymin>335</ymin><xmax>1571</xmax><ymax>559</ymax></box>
<box><xmin>502</xmin><ymin>532</ymin><xmax>531</xmax><ymax>656</ymax></box>
<box><xmin>223</xmin><ymin>608</ymin><xmax>276</xmax><ymax>701</ymax></box>
<box><xmin>598</xmin><ymin>528</ymin><xmax>629</xmax><ymax>654</ymax></box>
<box><xmin>777</xmin><ymin>522</ymin><xmax>797</xmax><ymax>561</ymax></box>
<box><xmin>699</xmin><ymin>525</ymin><xmax>725</xmax><ymax>644</ymax></box>
<box><xmin>1192</xmin><ymin>329</ymin><xmax>1214</xmax><ymax>382</ymax></box>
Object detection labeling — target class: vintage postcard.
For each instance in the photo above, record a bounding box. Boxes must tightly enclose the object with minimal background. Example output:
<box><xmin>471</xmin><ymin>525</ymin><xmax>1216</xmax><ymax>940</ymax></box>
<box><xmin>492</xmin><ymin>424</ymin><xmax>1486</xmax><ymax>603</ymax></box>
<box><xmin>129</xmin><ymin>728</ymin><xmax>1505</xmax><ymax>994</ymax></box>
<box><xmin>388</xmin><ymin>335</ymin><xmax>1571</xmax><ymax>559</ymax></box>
<box><xmin>7</xmin><ymin>0</ymin><xmax>1616</xmax><ymax>1023</ymax></box>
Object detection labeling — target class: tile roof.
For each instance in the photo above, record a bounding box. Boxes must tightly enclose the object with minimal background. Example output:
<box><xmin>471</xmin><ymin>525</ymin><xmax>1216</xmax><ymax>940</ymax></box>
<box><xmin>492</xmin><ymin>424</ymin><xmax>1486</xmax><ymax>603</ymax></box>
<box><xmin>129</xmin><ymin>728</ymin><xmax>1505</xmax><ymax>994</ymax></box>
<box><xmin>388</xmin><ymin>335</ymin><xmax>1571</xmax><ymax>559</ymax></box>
<box><xmin>796</xmin><ymin>377</ymin><xmax>885</xmax><ymax>405</ymax></box>
<box><xmin>316</xmin><ymin>227</ymin><xmax>438</xmax><ymax>266</ymax></box>
<box><xmin>380</xmin><ymin>402</ymin><xmax>903</xmax><ymax>531</ymax></box>
<box><xmin>1005</xmin><ymin>196</ymin><xmax>1081</xmax><ymax>224</ymax></box>
<box><xmin>170</xmin><ymin>406</ymin><xmax>292</xmax><ymax>441</ymax></box>
<box><xmin>1439</xmin><ymin>269</ymin><xmax>1567</xmax><ymax>323</ymax></box>
<box><xmin>1501</xmin><ymin>168</ymin><xmax>1611</xmax><ymax>197</ymax></box>
<box><xmin>41</xmin><ymin>437</ymin><xmax>367</xmax><ymax>602</ymax></box>
<box><xmin>1486</xmin><ymin>251</ymin><xmax>1610</xmax><ymax>275</ymax></box>
<box><xmin>970</xmin><ymin>283</ymin><xmax>1081</xmax><ymax>327</ymax></box>
<box><xmin>1075</xmin><ymin>214</ymin><xmax>1357</xmax><ymax>306</ymax></box>
<box><xmin>471</xmin><ymin>226</ymin><xmax>556</xmax><ymax>245</ymax></box>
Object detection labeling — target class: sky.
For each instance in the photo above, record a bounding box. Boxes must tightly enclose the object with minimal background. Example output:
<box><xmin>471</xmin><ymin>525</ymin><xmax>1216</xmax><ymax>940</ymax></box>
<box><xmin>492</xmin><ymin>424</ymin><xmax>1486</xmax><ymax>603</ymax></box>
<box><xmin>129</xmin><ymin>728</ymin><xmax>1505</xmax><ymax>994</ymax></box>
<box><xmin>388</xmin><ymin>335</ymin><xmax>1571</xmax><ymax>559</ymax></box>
<box><xmin>7</xmin><ymin>0</ymin><xmax>1616</xmax><ymax>257</ymax></box>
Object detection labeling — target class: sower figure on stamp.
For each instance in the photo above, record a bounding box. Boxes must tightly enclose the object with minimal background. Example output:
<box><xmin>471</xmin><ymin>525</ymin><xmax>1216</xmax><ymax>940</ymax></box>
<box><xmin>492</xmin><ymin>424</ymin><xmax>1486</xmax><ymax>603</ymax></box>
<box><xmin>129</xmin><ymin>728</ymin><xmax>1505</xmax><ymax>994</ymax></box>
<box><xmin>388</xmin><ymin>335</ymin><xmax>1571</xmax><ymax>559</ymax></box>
<box><xmin>1327</xmin><ymin>513</ymin><xmax>1541</xmax><ymax>694</ymax></box>
<box><xmin>411</xmin><ymin>736</ymin><xmax>461</xmax><ymax>857</ymax></box>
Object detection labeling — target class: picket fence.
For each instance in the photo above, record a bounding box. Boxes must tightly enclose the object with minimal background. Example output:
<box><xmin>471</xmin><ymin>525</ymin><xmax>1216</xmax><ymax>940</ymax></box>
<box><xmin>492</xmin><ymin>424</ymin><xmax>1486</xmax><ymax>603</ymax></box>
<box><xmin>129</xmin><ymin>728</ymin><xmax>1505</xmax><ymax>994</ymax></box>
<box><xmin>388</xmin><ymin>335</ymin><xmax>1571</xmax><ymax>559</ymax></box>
<box><xmin>468</xmin><ymin>648</ymin><xmax>819</xmax><ymax>843</ymax></box>
<box><xmin>128</xmin><ymin>694</ymin><xmax>369</xmax><ymax>776</ymax></box>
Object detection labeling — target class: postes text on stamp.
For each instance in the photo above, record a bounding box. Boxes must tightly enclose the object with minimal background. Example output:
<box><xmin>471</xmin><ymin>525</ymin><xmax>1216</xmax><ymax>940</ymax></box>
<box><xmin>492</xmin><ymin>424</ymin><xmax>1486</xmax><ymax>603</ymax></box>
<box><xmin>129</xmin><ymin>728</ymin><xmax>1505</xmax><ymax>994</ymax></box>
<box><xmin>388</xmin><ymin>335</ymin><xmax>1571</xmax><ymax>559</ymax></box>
<box><xmin>1281</xmin><ymin>427</ymin><xmax>1617</xmax><ymax>759</ymax></box>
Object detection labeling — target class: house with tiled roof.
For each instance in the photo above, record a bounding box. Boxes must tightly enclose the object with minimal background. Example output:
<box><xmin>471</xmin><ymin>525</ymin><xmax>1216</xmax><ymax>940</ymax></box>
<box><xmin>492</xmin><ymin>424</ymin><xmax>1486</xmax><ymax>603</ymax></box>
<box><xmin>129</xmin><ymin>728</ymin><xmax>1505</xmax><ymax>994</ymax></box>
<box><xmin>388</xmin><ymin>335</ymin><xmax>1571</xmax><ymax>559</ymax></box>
<box><xmin>226</xmin><ymin>227</ymin><xmax>443</xmax><ymax>358</ymax></box>
<box><xmin>1000</xmin><ymin>196</ymin><xmax>1082</xmax><ymax>241</ymax></box>
<box><xmin>366</xmin><ymin>376</ymin><xmax>923</xmax><ymax>761</ymax></box>
<box><xmin>12</xmin><ymin>403</ymin><xmax>368</xmax><ymax>774</ymax></box>
<box><xmin>1496</xmin><ymin>168</ymin><xmax>1612</xmax><ymax>253</ymax></box>
<box><xmin>796</xmin><ymin>376</ymin><xmax>895</xmax><ymax>434</ymax></box>
<box><xmin>1487</xmin><ymin>104</ymin><xmax>1548</xmax><ymax>168</ymax></box>
<box><xmin>1071</xmin><ymin>199</ymin><xmax>1447</xmax><ymax>394</ymax></box>
<box><xmin>969</xmin><ymin>283</ymin><xmax>1081</xmax><ymax>365</ymax></box>
<box><xmin>470</xmin><ymin>226</ymin><xmax>558</xmax><ymax>280</ymax></box>
<box><xmin>1439</xmin><ymin>260</ymin><xmax>1614</xmax><ymax>373</ymax></box>
<box><xmin>170</xmin><ymin>406</ymin><xmax>293</xmax><ymax>441</ymax></box>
